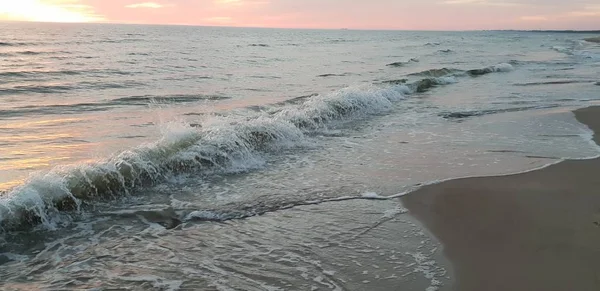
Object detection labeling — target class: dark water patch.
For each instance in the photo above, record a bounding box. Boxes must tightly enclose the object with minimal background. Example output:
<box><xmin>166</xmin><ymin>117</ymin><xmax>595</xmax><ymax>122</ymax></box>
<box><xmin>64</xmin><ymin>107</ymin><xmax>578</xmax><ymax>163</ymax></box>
<box><xmin>438</xmin><ymin>49</ymin><xmax>453</xmax><ymax>53</ymax></box>
<box><xmin>0</xmin><ymin>41</ymin><xmax>35</xmax><ymax>47</ymax></box>
<box><xmin>525</xmin><ymin>155</ymin><xmax>560</xmax><ymax>159</ymax></box>
<box><xmin>439</xmin><ymin>105</ymin><xmax>559</xmax><ymax>120</ymax></box>
<box><xmin>465</xmin><ymin>64</ymin><xmax>514</xmax><ymax>76</ymax></box>
<box><xmin>77</xmin><ymin>81</ymin><xmax>139</xmax><ymax>90</ymax></box>
<box><xmin>487</xmin><ymin>150</ymin><xmax>528</xmax><ymax>154</ymax></box>
<box><xmin>111</xmin><ymin>94</ymin><xmax>231</xmax><ymax>106</ymax></box>
<box><xmin>595</xmin><ymin>82</ymin><xmax>600</xmax><ymax>86</ymax></box>
<box><xmin>328</xmin><ymin>39</ymin><xmax>352</xmax><ymax>44</ymax></box>
<box><xmin>97</xmin><ymin>38</ymin><xmax>145</xmax><ymax>44</ymax></box>
<box><xmin>17</xmin><ymin>51</ymin><xmax>42</xmax><ymax>56</ymax></box>
<box><xmin>424</xmin><ymin>42</ymin><xmax>441</xmax><ymax>46</ymax></box>
<box><xmin>279</xmin><ymin>93</ymin><xmax>319</xmax><ymax>105</ymax></box>
<box><xmin>119</xmin><ymin>135</ymin><xmax>148</xmax><ymax>139</ymax></box>
<box><xmin>244</xmin><ymin>88</ymin><xmax>273</xmax><ymax>92</ymax></box>
<box><xmin>410</xmin><ymin>78</ymin><xmax>447</xmax><ymax>93</ymax></box>
<box><xmin>539</xmin><ymin>134</ymin><xmax>581</xmax><ymax>138</ymax></box>
<box><xmin>379</xmin><ymin>79</ymin><xmax>408</xmax><ymax>85</ymax></box>
<box><xmin>386</xmin><ymin>58</ymin><xmax>419</xmax><ymax>67</ymax></box>
<box><xmin>387</xmin><ymin>62</ymin><xmax>406</xmax><ymax>67</ymax></box>
<box><xmin>0</xmin><ymin>103</ymin><xmax>111</xmax><ymax>118</ymax></box>
<box><xmin>0</xmin><ymin>94</ymin><xmax>230</xmax><ymax>118</ymax></box>
<box><xmin>317</xmin><ymin>73</ymin><xmax>351</xmax><ymax>77</ymax></box>
<box><xmin>584</xmin><ymin>37</ymin><xmax>600</xmax><ymax>43</ymax></box>
<box><xmin>409</xmin><ymin>68</ymin><xmax>462</xmax><ymax>78</ymax></box>
<box><xmin>0</xmin><ymin>70</ymin><xmax>84</xmax><ymax>79</ymax></box>
<box><xmin>249</xmin><ymin>75</ymin><xmax>281</xmax><ymax>79</ymax></box>
<box><xmin>0</xmin><ymin>71</ymin><xmax>30</xmax><ymax>78</ymax></box>
<box><xmin>0</xmin><ymin>84</ymin><xmax>73</xmax><ymax>95</ymax></box>
<box><xmin>514</xmin><ymin>80</ymin><xmax>594</xmax><ymax>86</ymax></box>
<box><xmin>466</xmin><ymin>68</ymin><xmax>496</xmax><ymax>76</ymax></box>
<box><xmin>0</xmin><ymin>69</ymin><xmax>134</xmax><ymax>81</ymax></box>
<box><xmin>553</xmin><ymin>98</ymin><xmax>578</xmax><ymax>102</ymax></box>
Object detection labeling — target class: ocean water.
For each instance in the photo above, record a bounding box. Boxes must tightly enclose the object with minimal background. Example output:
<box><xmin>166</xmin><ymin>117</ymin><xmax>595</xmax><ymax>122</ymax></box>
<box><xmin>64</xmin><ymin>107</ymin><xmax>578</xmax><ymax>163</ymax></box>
<box><xmin>1</xmin><ymin>22</ymin><xmax>600</xmax><ymax>290</ymax></box>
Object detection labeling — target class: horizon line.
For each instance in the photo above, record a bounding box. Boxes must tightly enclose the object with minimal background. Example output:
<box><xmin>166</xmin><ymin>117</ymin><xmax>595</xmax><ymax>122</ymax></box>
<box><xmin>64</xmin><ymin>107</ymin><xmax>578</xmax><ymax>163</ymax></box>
<box><xmin>1</xmin><ymin>20</ymin><xmax>599</xmax><ymax>33</ymax></box>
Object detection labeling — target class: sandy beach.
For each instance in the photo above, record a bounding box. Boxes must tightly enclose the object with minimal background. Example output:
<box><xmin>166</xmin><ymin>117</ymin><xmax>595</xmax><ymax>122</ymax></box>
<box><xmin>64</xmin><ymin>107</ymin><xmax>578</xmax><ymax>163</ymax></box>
<box><xmin>402</xmin><ymin>106</ymin><xmax>600</xmax><ymax>291</ymax></box>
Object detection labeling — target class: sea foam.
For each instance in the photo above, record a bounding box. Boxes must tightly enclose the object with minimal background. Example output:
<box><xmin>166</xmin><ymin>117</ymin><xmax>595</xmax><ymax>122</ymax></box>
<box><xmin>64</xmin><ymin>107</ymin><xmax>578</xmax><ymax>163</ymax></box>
<box><xmin>0</xmin><ymin>63</ymin><xmax>513</xmax><ymax>232</ymax></box>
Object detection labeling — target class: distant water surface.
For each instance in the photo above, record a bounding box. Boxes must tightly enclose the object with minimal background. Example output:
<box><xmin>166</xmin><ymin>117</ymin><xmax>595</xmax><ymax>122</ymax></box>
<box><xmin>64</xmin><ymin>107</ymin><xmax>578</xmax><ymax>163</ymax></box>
<box><xmin>1</xmin><ymin>23</ymin><xmax>600</xmax><ymax>290</ymax></box>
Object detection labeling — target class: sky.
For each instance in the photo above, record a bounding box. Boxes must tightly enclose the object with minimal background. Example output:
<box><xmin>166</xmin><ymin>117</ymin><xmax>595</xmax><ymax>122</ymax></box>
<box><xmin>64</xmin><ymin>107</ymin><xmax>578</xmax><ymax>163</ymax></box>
<box><xmin>0</xmin><ymin>0</ymin><xmax>598</xmax><ymax>30</ymax></box>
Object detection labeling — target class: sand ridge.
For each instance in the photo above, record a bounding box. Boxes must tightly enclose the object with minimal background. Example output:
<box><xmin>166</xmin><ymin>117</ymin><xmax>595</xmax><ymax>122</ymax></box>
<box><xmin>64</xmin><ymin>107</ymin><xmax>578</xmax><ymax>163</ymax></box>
<box><xmin>402</xmin><ymin>106</ymin><xmax>600</xmax><ymax>291</ymax></box>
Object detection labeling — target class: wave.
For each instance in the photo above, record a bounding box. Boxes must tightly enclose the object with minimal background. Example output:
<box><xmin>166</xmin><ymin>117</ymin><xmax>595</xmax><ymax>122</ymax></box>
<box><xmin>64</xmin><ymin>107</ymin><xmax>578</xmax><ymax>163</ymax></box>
<box><xmin>0</xmin><ymin>63</ymin><xmax>514</xmax><ymax>232</ymax></box>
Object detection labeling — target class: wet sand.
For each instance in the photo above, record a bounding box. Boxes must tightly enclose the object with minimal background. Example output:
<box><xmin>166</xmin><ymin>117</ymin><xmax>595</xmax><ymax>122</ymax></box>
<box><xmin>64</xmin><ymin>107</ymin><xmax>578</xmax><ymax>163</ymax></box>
<box><xmin>402</xmin><ymin>106</ymin><xmax>600</xmax><ymax>291</ymax></box>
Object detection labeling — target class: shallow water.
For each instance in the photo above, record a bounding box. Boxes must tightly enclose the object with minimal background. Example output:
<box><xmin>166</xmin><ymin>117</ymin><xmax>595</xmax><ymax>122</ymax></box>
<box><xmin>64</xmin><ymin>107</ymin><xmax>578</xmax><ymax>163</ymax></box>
<box><xmin>1</xmin><ymin>23</ymin><xmax>600</xmax><ymax>289</ymax></box>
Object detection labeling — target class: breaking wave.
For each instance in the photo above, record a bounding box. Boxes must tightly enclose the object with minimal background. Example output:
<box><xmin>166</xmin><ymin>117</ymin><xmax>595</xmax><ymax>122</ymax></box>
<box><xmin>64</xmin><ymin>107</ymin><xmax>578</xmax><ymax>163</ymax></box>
<box><xmin>0</xmin><ymin>63</ymin><xmax>513</xmax><ymax>232</ymax></box>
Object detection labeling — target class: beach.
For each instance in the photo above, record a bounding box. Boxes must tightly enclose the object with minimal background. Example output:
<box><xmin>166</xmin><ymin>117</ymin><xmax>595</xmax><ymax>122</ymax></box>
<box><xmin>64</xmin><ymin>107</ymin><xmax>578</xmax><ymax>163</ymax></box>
<box><xmin>402</xmin><ymin>106</ymin><xmax>600</xmax><ymax>291</ymax></box>
<box><xmin>2</xmin><ymin>24</ymin><xmax>600</xmax><ymax>289</ymax></box>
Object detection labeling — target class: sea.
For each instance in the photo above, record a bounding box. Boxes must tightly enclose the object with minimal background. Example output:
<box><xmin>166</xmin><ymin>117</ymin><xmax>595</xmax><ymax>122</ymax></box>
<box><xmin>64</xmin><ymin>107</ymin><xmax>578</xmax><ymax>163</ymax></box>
<box><xmin>1</xmin><ymin>22</ymin><xmax>600</xmax><ymax>290</ymax></box>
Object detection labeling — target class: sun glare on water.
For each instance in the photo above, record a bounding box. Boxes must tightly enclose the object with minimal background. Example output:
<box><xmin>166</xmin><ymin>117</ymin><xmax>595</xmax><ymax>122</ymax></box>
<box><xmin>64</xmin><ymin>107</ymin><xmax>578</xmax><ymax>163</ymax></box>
<box><xmin>0</xmin><ymin>0</ymin><xmax>101</xmax><ymax>23</ymax></box>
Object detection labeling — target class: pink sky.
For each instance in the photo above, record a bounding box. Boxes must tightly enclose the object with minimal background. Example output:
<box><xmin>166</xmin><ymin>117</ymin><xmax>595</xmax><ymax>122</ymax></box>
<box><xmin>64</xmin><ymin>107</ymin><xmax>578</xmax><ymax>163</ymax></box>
<box><xmin>0</xmin><ymin>0</ymin><xmax>599</xmax><ymax>30</ymax></box>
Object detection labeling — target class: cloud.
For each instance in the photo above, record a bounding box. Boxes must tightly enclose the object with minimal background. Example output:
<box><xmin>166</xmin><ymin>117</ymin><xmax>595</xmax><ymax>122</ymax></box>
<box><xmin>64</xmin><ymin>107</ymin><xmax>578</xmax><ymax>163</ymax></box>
<box><xmin>214</xmin><ymin>0</ymin><xmax>270</xmax><ymax>6</ymax></box>
<box><xmin>566</xmin><ymin>4</ymin><xmax>600</xmax><ymax>17</ymax></box>
<box><xmin>204</xmin><ymin>16</ymin><xmax>234</xmax><ymax>23</ymax></box>
<box><xmin>520</xmin><ymin>15</ymin><xmax>548</xmax><ymax>21</ymax></box>
<box><xmin>0</xmin><ymin>0</ymin><xmax>104</xmax><ymax>22</ymax></box>
<box><xmin>125</xmin><ymin>2</ymin><xmax>170</xmax><ymax>9</ymax></box>
<box><xmin>441</xmin><ymin>0</ymin><xmax>523</xmax><ymax>7</ymax></box>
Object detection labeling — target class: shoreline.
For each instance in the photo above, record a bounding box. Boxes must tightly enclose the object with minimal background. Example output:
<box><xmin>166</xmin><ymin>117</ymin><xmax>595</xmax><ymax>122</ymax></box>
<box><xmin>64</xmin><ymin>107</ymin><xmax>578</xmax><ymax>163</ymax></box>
<box><xmin>401</xmin><ymin>106</ymin><xmax>600</xmax><ymax>291</ymax></box>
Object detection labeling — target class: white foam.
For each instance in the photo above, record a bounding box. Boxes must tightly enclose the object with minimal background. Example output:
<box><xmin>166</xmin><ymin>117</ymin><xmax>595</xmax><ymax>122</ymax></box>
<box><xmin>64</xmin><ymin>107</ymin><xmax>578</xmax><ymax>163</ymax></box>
<box><xmin>383</xmin><ymin>207</ymin><xmax>409</xmax><ymax>218</ymax></box>
<box><xmin>491</xmin><ymin>63</ymin><xmax>514</xmax><ymax>72</ymax></box>
<box><xmin>0</xmin><ymin>64</ymin><xmax>516</xmax><ymax>231</ymax></box>
<box><xmin>362</xmin><ymin>192</ymin><xmax>381</xmax><ymax>199</ymax></box>
<box><xmin>117</xmin><ymin>275</ymin><xmax>182</xmax><ymax>291</ymax></box>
